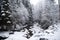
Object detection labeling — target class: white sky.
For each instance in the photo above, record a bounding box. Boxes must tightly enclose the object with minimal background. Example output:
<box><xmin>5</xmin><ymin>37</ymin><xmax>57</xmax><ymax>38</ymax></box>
<box><xmin>30</xmin><ymin>0</ymin><xmax>58</xmax><ymax>6</ymax></box>
<box><xmin>55</xmin><ymin>0</ymin><xmax>58</xmax><ymax>4</ymax></box>
<box><xmin>30</xmin><ymin>0</ymin><xmax>39</xmax><ymax>5</ymax></box>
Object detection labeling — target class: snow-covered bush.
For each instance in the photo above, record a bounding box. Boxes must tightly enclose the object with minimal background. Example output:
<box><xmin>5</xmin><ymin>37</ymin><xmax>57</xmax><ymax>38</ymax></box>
<box><xmin>40</xmin><ymin>20</ymin><xmax>51</xmax><ymax>30</ymax></box>
<box><xmin>8</xmin><ymin>0</ymin><xmax>30</xmax><ymax>29</ymax></box>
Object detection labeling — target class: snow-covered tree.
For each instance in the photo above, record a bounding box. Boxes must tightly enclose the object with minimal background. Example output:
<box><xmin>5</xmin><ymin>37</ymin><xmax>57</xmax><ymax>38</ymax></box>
<box><xmin>0</xmin><ymin>0</ymin><xmax>13</xmax><ymax>30</ymax></box>
<box><xmin>22</xmin><ymin>0</ymin><xmax>33</xmax><ymax>25</ymax></box>
<box><xmin>32</xmin><ymin>0</ymin><xmax>59</xmax><ymax>30</ymax></box>
<box><xmin>58</xmin><ymin>0</ymin><xmax>60</xmax><ymax>20</ymax></box>
<box><xmin>8</xmin><ymin>0</ymin><xmax>33</xmax><ymax>30</ymax></box>
<box><xmin>45</xmin><ymin>0</ymin><xmax>59</xmax><ymax>24</ymax></box>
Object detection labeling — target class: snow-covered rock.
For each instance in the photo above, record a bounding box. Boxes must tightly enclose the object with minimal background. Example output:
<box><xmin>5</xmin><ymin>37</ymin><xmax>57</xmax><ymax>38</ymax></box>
<box><xmin>0</xmin><ymin>32</ymin><xmax>9</xmax><ymax>37</ymax></box>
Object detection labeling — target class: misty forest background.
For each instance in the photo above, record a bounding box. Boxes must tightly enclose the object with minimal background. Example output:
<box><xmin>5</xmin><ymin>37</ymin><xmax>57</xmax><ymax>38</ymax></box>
<box><xmin>0</xmin><ymin>0</ymin><xmax>60</xmax><ymax>31</ymax></box>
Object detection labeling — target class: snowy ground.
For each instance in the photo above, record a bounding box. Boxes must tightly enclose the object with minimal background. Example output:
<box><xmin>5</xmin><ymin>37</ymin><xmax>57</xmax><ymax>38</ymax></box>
<box><xmin>0</xmin><ymin>31</ymin><xmax>9</xmax><ymax>37</ymax></box>
<box><xmin>0</xmin><ymin>23</ymin><xmax>60</xmax><ymax>40</ymax></box>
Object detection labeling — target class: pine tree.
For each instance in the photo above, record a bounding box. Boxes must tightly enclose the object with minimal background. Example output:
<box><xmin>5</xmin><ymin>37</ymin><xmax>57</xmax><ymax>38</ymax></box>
<box><xmin>22</xmin><ymin>0</ymin><xmax>33</xmax><ymax>38</ymax></box>
<box><xmin>22</xmin><ymin>0</ymin><xmax>33</xmax><ymax>26</ymax></box>
<box><xmin>0</xmin><ymin>0</ymin><xmax>12</xmax><ymax>31</ymax></box>
<box><xmin>58</xmin><ymin>0</ymin><xmax>60</xmax><ymax>20</ymax></box>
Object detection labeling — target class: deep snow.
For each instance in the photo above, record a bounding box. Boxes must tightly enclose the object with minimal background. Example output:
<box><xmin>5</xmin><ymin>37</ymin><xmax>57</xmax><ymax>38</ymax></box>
<box><xmin>1</xmin><ymin>23</ymin><xmax>60</xmax><ymax>40</ymax></box>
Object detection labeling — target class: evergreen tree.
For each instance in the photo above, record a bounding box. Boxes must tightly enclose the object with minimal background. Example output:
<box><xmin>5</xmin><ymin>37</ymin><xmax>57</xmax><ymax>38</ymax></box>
<box><xmin>58</xmin><ymin>0</ymin><xmax>60</xmax><ymax>20</ymax></box>
<box><xmin>22</xmin><ymin>0</ymin><xmax>33</xmax><ymax>38</ymax></box>
<box><xmin>0</xmin><ymin>0</ymin><xmax>12</xmax><ymax>31</ymax></box>
<box><xmin>22</xmin><ymin>0</ymin><xmax>33</xmax><ymax>25</ymax></box>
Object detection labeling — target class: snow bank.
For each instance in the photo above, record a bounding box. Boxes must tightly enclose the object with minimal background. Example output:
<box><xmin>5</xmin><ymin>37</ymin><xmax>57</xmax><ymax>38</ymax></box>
<box><xmin>5</xmin><ymin>23</ymin><xmax>60</xmax><ymax>40</ymax></box>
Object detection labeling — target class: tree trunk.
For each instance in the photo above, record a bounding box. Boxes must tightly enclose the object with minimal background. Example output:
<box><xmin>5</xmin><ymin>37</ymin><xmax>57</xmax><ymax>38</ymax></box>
<box><xmin>58</xmin><ymin>0</ymin><xmax>60</xmax><ymax>20</ymax></box>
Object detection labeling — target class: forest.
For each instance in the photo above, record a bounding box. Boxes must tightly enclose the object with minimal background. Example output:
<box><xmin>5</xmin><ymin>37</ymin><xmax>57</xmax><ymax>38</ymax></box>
<box><xmin>0</xmin><ymin>0</ymin><xmax>60</xmax><ymax>40</ymax></box>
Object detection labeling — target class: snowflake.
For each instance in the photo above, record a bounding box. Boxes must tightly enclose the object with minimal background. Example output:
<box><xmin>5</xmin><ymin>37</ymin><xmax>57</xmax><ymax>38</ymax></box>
<box><xmin>5</xmin><ymin>4</ymin><xmax>8</xmax><ymax>6</ymax></box>
<box><xmin>1</xmin><ymin>11</ymin><xmax>5</xmax><ymax>13</ymax></box>
<box><xmin>3</xmin><ymin>1</ymin><xmax>6</xmax><ymax>3</ymax></box>
<box><xmin>6</xmin><ymin>11</ymin><xmax>10</xmax><ymax>13</ymax></box>
<box><xmin>5</xmin><ymin>18</ymin><xmax>9</xmax><ymax>19</ymax></box>
<box><xmin>7</xmin><ymin>21</ymin><xmax>11</xmax><ymax>23</ymax></box>
<box><xmin>8</xmin><ymin>15</ymin><xmax>12</xmax><ymax>17</ymax></box>
<box><xmin>7</xmin><ymin>3</ymin><xmax>9</xmax><ymax>5</ymax></box>
<box><xmin>2</xmin><ymin>13</ymin><xmax>6</xmax><ymax>16</ymax></box>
